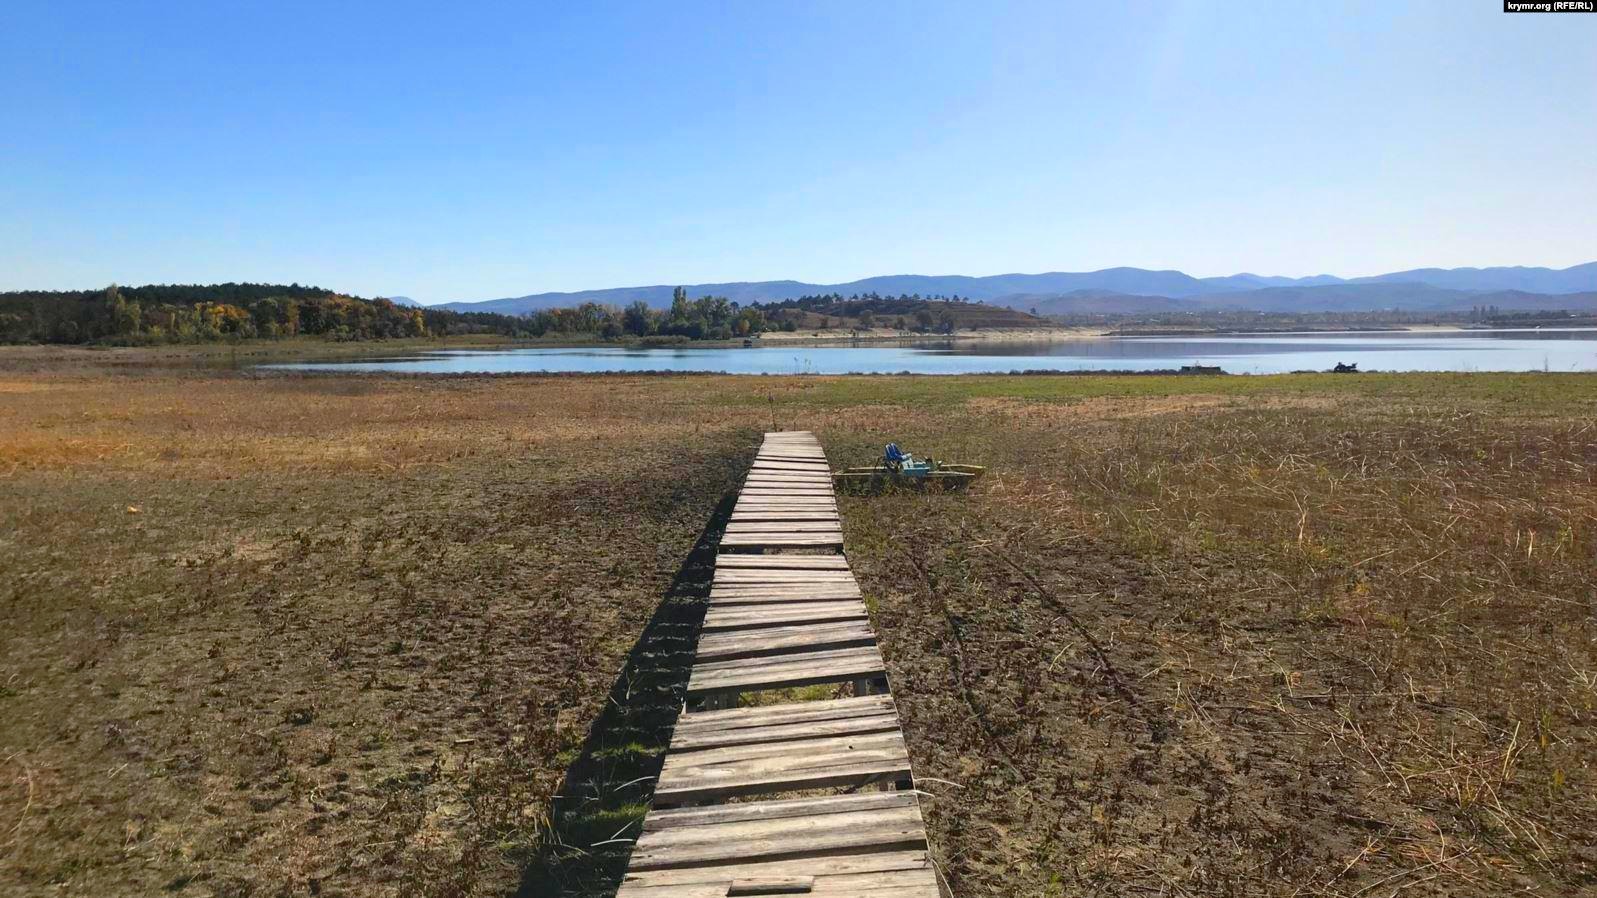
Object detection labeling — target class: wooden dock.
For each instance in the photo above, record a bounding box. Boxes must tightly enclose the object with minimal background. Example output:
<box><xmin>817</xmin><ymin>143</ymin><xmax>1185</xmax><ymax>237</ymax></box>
<box><xmin>617</xmin><ymin>431</ymin><xmax>941</xmax><ymax>897</ymax></box>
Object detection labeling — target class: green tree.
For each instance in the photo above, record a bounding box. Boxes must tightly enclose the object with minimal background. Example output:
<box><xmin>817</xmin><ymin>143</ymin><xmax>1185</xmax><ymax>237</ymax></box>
<box><xmin>623</xmin><ymin>300</ymin><xmax>654</xmax><ymax>336</ymax></box>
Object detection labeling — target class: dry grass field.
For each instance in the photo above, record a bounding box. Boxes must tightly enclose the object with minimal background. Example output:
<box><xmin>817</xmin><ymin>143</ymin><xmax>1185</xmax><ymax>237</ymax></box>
<box><xmin>2</xmin><ymin>346</ymin><xmax>1594</xmax><ymax>897</ymax></box>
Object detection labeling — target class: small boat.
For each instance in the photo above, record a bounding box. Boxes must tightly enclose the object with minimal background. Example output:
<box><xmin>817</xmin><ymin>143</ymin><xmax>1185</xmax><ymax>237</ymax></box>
<box><xmin>833</xmin><ymin>443</ymin><xmax>986</xmax><ymax>492</ymax></box>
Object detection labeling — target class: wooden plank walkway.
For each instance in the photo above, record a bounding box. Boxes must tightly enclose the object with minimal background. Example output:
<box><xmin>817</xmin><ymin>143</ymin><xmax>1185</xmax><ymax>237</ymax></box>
<box><xmin>617</xmin><ymin>431</ymin><xmax>941</xmax><ymax>897</ymax></box>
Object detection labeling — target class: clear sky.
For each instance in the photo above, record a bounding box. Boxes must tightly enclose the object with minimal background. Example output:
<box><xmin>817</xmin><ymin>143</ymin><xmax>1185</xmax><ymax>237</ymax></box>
<box><xmin>2</xmin><ymin>1</ymin><xmax>1593</xmax><ymax>303</ymax></box>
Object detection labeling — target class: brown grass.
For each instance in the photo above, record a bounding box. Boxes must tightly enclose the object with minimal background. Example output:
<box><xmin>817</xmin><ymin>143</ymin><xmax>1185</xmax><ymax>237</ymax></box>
<box><xmin>2</xmin><ymin>348</ymin><xmax>1595</xmax><ymax>897</ymax></box>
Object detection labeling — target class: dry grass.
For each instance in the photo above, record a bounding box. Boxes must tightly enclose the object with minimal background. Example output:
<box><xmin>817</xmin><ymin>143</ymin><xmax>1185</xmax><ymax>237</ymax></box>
<box><xmin>2</xmin><ymin>348</ymin><xmax>1595</xmax><ymax>897</ymax></box>
<box><xmin>820</xmin><ymin>381</ymin><xmax>1597</xmax><ymax>897</ymax></box>
<box><xmin>0</xmin><ymin>363</ymin><xmax>760</xmax><ymax>897</ymax></box>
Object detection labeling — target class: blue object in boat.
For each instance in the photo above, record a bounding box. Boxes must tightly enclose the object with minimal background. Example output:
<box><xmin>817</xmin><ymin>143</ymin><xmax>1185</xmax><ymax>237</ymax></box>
<box><xmin>883</xmin><ymin>442</ymin><xmax>935</xmax><ymax>476</ymax></box>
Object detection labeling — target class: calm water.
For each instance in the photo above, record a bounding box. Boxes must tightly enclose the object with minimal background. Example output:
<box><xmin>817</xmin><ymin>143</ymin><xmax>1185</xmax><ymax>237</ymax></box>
<box><xmin>267</xmin><ymin>329</ymin><xmax>1597</xmax><ymax>375</ymax></box>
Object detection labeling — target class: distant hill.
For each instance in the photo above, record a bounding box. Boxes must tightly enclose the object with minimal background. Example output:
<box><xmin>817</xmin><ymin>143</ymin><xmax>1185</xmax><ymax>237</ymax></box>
<box><xmin>1002</xmin><ymin>290</ymin><xmax>1191</xmax><ymax>316</ymax></box>
<box><xmin>438</xmin><ymin>261</ymin><xmax>1597</xmax><ymax>314</ymax></box>
<box><xmin>384</xmin><ymin>295</ymin><xmax>425</xmax><ymax>307</ymax></box>
<box><xmin>1348</xmin><ymin>262</ymin><xmax>1597</xmax><ymax>294</ymax></box>
<box><xmin>1004</xmin><ymin>284</ymin><xmax>1597</xmax><ymax>316</ymax></box>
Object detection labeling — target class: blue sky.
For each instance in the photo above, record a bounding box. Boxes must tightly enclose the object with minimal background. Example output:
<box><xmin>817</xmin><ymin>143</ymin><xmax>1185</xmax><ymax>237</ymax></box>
<box><xmin>2</xmin><ymin>1</ymin><xmax>1593</xmax><ymax>303</ymax></box>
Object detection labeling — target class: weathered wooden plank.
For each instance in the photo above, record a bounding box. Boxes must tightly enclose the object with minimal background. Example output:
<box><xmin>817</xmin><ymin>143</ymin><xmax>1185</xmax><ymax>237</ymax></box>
<box><xmin>708</xmin><ymin>586</ymin><xmax>856</xmax><ymax>597</ymax></box>
<box><xmin>714</xmin><ymin>574</ymin><xmax>856</xmax><ymax>587</ymax></box>
<box><xmin>724</xmin><ymin>877</ymin><xmax>814</xmax><ymax>896</ymax></box>
<box><xmin>710</xmin><ymin>580</ymin><xmax>859</xmax><ymax>592</ymax></box>
<box><xmin>709</xmin><ymin>591</ymin><xmax>868</xmax><ymax>603</ymax></box>
<box><xmin>709</xmin><ymin>580</ymin><xmax>859</xmax><ymax>592</ymax></box>
<box><xmin>669</xmin><ymin>705</ymin><xmax>898</xmax><ymax>751</ymax></box>
<box><xmin>627</xmin><ymin>801</ymin><xmax>925</xmax><ymax>870</ymax></box>
<box><xmin>711</xmin><ymin>576</ymin><xmax>855</xmax><ymax>588</ymax></box>
<box><xmin>709</xmin><ymin>582</ymin><xmax>860</xmax><ymax>597</ymax></box>
<box><xmin>654</xmin><ymin>757</ymin><xmax>910</xmax><ymax>807</ymax></box>
<box><xmin>750</xmin><ymin>461</ymin><xmax>827</xmax><ymax>470</ymax></box>
<box><xmin>714</xmin><ymin>569</ymin><xmax>857</xmax><ymax>581</ymax></box>
<box><xmin>642</xmin><ymin>791</ymin><xmax>914</xmax><ymax>832</ymax></box>
<box><xmin>616</xmin><ymin>850</ymin><xmax>932</xmax><ymax>888</ymax></box>
<box><xmin>725</xmin><ymin>533</ymin><xmax>849</xmax><ymax>543</ymax></box>
<box><xmin>686</xmin><ymin>645</ymin><xmax>885</xmax><ymax>695</ymax></box>
<box><xmin>618</xmin><ymin>869</ymin><xmax>937</xmax><ymax>897</ymax></box>
<box><xmin>695</xmin><ymin>620</ymin><xmax>876</xmax><ymax>662</ymax></box>
<box><xmin>634</xmin><ymin>805</ymin><xmax>923</xmax><ymax>860</ymax></box>
<box><xmin>662</xmin><ymin>729</ymin><xmax>905</xmax><ymax>771</ymax></box>
<box><xmin>701</xmin><ymin>601</ymin><xmax>867</xmax><ymax>631</ymax></box>
<box><xmin>725</xmin><ymin>524</ymin><xmax>849</xmax><ymax>530</ymax></box>
<box><xmin>715</xmin><ymin>555</ymin><xmax>851</xmax><ymax>570</ymax></box>
<box><xmin>708</xmin><ymin>592</ymin><xmax>864</xmax><ymax>607</ymax></box>
<box><xmin>672</xmin><ymin>710</ymin><xmax>897</xmax><ymax>746</ymax></box>
<box><xmin>719</xmin><ymin>536</ymin><xmax>844</xmax><ymax>550</ymax></box>
<box><xmin>723</xmin><ymin>524</ymin><xmax>846</xmax><ymax>536</ymax></box>
<box><xmin>708</xmin><ymin>583</ymin><xmax>861</xmax><ymax>597</ymax></box>
<box><xmin>709</xmin><ymin>581</ymin><xmax>856</xmax><ymax>593</ymax></box>
<box><xmin>673</xmin><ymin>695</ymin><xmax>895</xmax><ymax>736</ymax></box>
<box><xmin>653</xmin><ymin>732</ymin><xmax>910</xmax><ymax>804</ymax></box>
<box><xmin>721</xmin><ymin>522</ymin><xmax>840</xmax><ymax>531</ymax></box>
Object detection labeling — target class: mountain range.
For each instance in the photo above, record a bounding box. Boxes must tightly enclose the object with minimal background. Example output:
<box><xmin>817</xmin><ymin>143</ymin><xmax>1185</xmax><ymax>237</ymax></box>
<box><xmin>423</xmin><ymin>261</ymin><xmax>1597</xmax><ymax>316</ymax></box>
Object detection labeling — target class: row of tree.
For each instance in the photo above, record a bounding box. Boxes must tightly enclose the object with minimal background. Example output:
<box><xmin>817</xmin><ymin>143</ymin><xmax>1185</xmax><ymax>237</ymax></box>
<box><xmin>755</xmin><ymin>292</ymin><xmax>976</xmax><ymax>315</ymax></box>
<box><xmin>0</xmin><ymin>283</ymin><xmax>789</xmax><ymax>345</ymax></box>
<box><xmin>749</xmin><ymin>293</ymin><xmax>986</xmax><ymax>333</ymax></box>
<box><xmin>0</xmin><ymin>285</ymin><xmax>430</xmax><ymax>344</ymax></box>
<box><xmin>490</xmin><ymin>289</ymin><xmax>781</xmax><ymax>340</ymax></box>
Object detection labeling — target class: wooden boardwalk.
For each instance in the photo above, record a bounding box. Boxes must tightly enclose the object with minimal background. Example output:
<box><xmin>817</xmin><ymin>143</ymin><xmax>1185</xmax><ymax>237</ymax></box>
<box><xmin>617</xmin><ymin>431</ymin><xmax>941</xmax><ymax>897</ymax></box>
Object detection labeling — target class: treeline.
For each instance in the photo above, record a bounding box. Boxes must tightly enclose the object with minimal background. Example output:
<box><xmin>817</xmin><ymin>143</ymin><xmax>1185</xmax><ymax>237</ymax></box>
<box><xmin>0</xmin><ymin>284</ymin><xmax>432</xmax><ymax>344</ymax></box>
<box><xmin>752</xmin><ymin>293</ymin><xmax>988</xmax><ymax>333</ymax></box>
<box><xmin>0</xmin><ymin>282</ymin><xmax>777</xmax><ymax>345</ymax></box>
<box><xmin>755</xmin><ymin>292</ymin><xmax>976</xmax><ymax>316</ymax></box>
<box><xmin>520</xmin><ymin>288</ymin><xmax>771</xmax><ymax>339</ymax></box>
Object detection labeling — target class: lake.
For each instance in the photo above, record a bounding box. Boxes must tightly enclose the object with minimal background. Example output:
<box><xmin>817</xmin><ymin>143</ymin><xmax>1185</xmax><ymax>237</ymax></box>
<box><xmin>267</xmin><ymin>329</ymin><xmax>1597</xmax><ymax>375</ymax></box>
